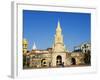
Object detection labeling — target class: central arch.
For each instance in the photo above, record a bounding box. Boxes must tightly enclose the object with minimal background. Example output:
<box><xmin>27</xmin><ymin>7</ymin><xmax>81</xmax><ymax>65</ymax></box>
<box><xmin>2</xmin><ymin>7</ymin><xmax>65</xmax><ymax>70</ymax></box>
<box><xmin>56</xmin><ymin>55</ymin><xmax>62</xmax><ymax>66</ymax></box>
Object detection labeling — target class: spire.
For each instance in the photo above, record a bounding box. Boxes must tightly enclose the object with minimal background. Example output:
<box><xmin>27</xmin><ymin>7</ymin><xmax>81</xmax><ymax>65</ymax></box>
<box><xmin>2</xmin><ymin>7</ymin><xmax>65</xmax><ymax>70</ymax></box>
<box><xmin>56</xmin><ymin>20</ymin><xmax>61</xmax><ymax>32</ymax></box>
<box><xmin>52</xmin><ymin>20</ymin><xmax>66</xmax><ymax>52</ymax></box>
<box><xmin>54</xmin><ymin>20</ymin><xmax>63</xmax><ymax>44</ymax></box>
<box><xmin>32</xmin><ymin>42</ymin><xmax>37</xmax><ymax>50</ymax></box>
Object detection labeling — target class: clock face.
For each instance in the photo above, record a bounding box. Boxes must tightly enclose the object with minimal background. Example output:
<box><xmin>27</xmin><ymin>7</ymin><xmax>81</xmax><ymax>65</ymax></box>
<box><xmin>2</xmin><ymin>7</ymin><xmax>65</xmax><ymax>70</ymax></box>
<box><xmin>57</xmin><ymin>37</ymin><xmax>60</xmax><ymax>41</ymax></box>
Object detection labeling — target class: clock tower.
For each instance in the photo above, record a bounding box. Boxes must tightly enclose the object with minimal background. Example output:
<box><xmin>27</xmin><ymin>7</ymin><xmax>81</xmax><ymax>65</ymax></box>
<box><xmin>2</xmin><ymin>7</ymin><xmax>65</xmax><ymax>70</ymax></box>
<box><xmin>52</xmin><ymin>21</ymin><xmax>67</xmax><ymax>67</ymax></box>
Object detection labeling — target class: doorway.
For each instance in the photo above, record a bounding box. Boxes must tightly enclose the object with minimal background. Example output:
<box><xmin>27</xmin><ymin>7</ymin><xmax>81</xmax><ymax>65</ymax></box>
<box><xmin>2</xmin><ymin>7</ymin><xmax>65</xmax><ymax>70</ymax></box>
<box><xmin>71</xmin><ymin>58</ymin><xmax>76</xmax><ymax>65</ymax></box>
<box><xmin>56</xmin><ymin>55</ymin><xmax>62</xmax><ymax>66</ymax></box>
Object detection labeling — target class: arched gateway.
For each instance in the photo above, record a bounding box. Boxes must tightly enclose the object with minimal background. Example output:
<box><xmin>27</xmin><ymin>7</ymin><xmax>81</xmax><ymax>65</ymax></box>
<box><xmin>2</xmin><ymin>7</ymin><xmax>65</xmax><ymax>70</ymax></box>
<box><xmin>71</xmin><ymin>58</ymin><xmax>76</xmax><ymax>65</ymax></box>
<box><xmin>56</xmin><ymin>55</ymin><xmax>62</xmax><ymax>66</ymax></box>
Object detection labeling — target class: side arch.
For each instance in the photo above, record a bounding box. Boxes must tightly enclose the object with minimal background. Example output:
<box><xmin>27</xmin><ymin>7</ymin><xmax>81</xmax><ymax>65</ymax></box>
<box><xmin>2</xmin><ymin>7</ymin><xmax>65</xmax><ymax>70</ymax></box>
<box><xmin>71</xmin><ymin>58</ymin><xmax>76</xmax><ymax>65</ymax></box>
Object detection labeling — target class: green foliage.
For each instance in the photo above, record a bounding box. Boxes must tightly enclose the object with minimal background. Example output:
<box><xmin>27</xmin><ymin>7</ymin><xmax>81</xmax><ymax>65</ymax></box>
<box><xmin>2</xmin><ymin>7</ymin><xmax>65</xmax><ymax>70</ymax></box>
<box><xmin>84</xmin><ymin>51</ymin><xmax>91</xmax><ymax>65</ymax></box>
<box><xmin>23</xmin><ymin>55</ymin><xmax>26</xmax><ymax>67</ymax></box>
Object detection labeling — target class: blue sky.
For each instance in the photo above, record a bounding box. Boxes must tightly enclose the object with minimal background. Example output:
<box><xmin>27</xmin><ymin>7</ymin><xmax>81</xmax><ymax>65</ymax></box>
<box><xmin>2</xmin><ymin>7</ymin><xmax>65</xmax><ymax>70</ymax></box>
<box><xmin>23</xmin><ymin>10</ymin><xmax>91</xmax><ymax>51</ymax></box>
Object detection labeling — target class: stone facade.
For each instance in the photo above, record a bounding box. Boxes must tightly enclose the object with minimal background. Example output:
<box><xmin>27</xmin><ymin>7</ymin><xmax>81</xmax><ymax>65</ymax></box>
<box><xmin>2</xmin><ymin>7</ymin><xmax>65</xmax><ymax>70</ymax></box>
<box><xmin>23</xmin><ymin>21</ymin><xmax>91</xmax><ymax>69</ymax></box>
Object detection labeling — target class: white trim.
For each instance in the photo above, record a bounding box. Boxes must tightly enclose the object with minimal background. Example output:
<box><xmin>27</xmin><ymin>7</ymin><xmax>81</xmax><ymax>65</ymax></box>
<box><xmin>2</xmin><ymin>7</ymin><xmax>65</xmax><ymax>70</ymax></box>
<box><xmin>11</xmin><ymin>1</ymin><xmax>97</xmax><ymax>78</ymax></box>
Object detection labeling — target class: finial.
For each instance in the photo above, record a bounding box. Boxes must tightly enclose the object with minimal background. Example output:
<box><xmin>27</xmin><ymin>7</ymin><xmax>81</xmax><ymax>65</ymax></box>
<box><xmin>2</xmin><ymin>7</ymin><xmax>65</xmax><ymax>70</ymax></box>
<box><xmin>56</xmin><ymin>20</ymin><xmax>61</xmax><ymax>31</ymax></box>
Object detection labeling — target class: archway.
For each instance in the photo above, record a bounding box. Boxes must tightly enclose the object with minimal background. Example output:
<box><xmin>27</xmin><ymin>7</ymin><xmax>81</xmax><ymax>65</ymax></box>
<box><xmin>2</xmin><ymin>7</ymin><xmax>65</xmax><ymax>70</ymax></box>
<box><xmin>71</xmin><ymin>58</ymin><xmax>76</xmax><ymax>65</ymax></box>
<box><xmin>41</xmin><ymin>59</ymin><xmax>47</xmax><ymax>67</ymax></box>
<box><xmin>56</xmin><ymin>55</ymin><xmax>62</xmax><ymax>67</ymax></box>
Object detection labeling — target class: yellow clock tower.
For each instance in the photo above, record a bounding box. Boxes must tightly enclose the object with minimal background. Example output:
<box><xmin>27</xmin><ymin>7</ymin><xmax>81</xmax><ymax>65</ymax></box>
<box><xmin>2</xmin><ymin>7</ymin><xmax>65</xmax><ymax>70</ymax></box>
<box><xmin>53</xmin><ymin>21</ymin><xmax>66</xmax><ymax>52</ymax></box>
<box><xmin>52</xmin><ymin>21</ymin><xmax>67</xmax><ymax>67</ymax></box>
